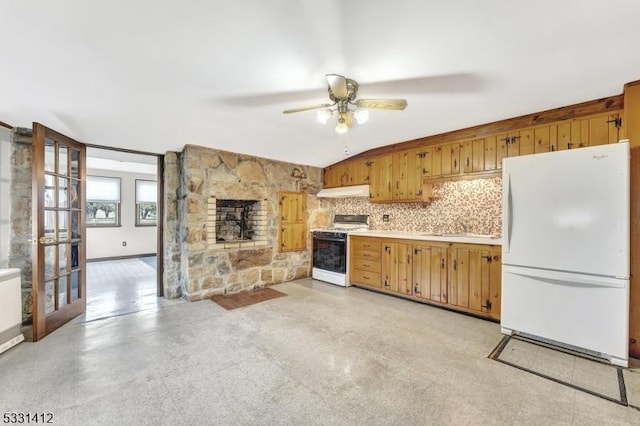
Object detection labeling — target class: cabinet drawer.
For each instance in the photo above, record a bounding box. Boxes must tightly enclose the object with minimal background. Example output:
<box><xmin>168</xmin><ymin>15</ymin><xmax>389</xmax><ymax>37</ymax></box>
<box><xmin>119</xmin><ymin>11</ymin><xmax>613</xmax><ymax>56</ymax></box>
<box><xmin>350</xmin><ymin>238</ymin><xmax>381</xmax><ymax>252</ymax></box>
<box><xmin>353</xmin><ymin>258</ymin><xmax>382</xmax><ymax>273</ymax></box>
<box><xmin>352</xmin><ymin>249</ymin><xmax>381</xmax><ymax>261</ymax></box>
<box><xmin>350</xmin><ymin>270</ymin><xmax>381</xmax><ymax>287</ymax></box>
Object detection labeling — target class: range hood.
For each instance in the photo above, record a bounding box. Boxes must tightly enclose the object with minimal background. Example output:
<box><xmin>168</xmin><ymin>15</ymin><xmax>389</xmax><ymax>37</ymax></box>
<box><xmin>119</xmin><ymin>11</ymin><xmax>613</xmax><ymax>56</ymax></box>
<box><xmin>316</xmin><ymin>184</ymin><xmax>370</xmax><ymax>198</ymax></box>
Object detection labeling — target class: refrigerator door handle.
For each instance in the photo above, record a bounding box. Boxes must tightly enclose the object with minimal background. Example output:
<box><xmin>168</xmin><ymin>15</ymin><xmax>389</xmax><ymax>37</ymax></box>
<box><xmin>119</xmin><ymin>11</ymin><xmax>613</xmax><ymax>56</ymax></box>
<box><xmin>504</xmin><ymin>173</ymin><xmax>512</xmax><ymax>253</ymax></box>
<box><xmin>503</xmin><ymin>265</ymin><xmax>628</xmax><ymax>289</ymax></box>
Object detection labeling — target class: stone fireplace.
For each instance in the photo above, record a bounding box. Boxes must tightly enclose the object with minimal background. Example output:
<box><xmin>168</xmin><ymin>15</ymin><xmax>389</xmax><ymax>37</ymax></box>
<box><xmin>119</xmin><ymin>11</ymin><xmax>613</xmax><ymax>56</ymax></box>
<box><xmin>207</xmin><ymin>197</ymin><xmax>267</xmax><ymax>249</ymax></box>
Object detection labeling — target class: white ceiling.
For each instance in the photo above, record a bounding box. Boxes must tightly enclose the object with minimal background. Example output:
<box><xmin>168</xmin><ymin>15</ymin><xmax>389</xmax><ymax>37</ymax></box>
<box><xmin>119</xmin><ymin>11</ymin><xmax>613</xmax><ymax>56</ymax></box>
<box><xmin>1</xmin><ymin>1</ymin><xmax>639</xmax><ymax>168</ymax></box>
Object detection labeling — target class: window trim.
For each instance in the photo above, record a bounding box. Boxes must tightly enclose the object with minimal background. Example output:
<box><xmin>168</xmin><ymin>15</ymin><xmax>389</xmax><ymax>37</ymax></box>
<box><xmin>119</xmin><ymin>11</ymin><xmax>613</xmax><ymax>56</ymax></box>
<box><xmin>86</xmin><ymin>175</ymin><xmax>121</xmax><ymax>228</ymax></box>
<box><xmin>135</xmin><ymin>179</ymin><xmax>157</xmax><ymax>227</ymax></box>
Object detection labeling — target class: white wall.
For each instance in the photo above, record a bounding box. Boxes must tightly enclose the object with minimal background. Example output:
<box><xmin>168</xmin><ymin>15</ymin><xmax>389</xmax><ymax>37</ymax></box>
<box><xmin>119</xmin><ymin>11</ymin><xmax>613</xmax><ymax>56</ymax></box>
<box><xmin>0</xmin><ymin>127</ymin><xmax>11</xmax><ymax>268</ymax></box>
<box><xmin>86</xmin><ymin>168</ymin><xmax>157</xmax><ymax>260</ymax></box>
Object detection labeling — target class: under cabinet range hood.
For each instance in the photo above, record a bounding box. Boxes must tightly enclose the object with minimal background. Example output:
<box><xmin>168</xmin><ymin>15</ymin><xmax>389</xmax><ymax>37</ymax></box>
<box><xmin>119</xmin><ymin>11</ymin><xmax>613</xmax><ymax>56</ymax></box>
<box><xmin>316</xmin><ymin>184</ymin><xmax>370</xmax><ymax>198</ymax></box>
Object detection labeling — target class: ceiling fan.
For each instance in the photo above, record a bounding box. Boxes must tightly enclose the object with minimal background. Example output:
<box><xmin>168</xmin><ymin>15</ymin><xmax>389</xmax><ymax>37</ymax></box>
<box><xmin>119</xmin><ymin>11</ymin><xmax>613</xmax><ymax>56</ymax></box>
<box><xmin>283</xmin><ymin>74</ymin><xmax>408</xmax><ymax>134</ymax></box>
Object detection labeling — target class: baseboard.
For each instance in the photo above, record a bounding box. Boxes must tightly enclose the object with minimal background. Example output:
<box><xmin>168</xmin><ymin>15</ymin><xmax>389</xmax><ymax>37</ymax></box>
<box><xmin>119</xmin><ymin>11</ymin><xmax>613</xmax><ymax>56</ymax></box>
<box><xmin>87</xmin><ymin>253</ymin><xmax>156</xmax><ymax>263</ymax></box>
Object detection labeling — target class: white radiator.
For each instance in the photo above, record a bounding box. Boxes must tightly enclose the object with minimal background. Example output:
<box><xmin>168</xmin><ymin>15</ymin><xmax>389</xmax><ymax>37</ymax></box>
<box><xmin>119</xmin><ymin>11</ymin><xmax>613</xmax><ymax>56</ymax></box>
<box><xmin>0</xmin><ymin>269</ymin><xmax>24</xmax><ymax>354</ymax></box>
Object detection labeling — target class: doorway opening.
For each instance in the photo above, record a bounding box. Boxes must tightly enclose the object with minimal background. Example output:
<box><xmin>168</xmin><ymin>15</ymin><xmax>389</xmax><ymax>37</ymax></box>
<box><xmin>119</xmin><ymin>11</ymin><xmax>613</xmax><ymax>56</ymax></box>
<box><xmin>83</xmin><ymin>147</ymin><xmax>164</xmax><ymax>321</ymax></box>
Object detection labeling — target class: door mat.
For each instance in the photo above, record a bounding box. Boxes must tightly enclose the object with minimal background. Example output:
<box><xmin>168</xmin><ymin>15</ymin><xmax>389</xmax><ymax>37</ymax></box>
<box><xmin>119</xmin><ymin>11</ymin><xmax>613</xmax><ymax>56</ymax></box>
<box><xmin>210</xmin><ymin>287</ymin><xmax>287</xmax><ymax>310</ymax></box>
<box><xmin>489</xmin><ymin>335</ymin><xmax>628</xmax><ymax>406</ymax></box>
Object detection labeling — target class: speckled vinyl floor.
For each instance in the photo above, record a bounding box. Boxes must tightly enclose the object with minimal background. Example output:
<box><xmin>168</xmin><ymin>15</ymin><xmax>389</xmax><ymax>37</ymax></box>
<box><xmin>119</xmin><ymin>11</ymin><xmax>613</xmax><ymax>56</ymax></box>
<box><xmin>2</xmin><ymin>278</ymin><xmax>640</xmax><ymax>425</ymax></box>
<box><xmin>83</xmin><ymin>257</ymin><xmax>181</xmax><ymax>322</ymax></box>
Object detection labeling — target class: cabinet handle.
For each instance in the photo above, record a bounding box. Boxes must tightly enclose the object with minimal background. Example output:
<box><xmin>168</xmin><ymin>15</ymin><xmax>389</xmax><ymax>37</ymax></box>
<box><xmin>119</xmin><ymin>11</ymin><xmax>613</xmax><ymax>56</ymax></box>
<box><xmin>466</xmin><ymin>158</ymin><xmax>470</xmax><ymax>167</ymax></box>
<box><xmin>481</xmin><ymin>255</ymin><xmax>492</xmax><ymax>263</ymax></box>
<box><xmin>441</xmin><ymin>258</ymin><xmax>445</xmax><ymax>269</ymax></box>
<box><xmin>454</xmin><ymin>159</ymin><xmax>457</xmax><ymax>169</ymax></box>
<box><xmin>363</xmin><ymin>253</ymin><xmax>371</xmax><ymax>257</ymax></box>
<box><xmin>407</xmin><ymin>254</ymin><xmax>411</xmax><ymax>264</ymax></box>
<box><xmin>481</xmin><ymin>300</ymin><xmax>492</xmax><ymax>311</ymax></box>
<box><xmin>453</xmin><ymin>259</ymin><xmax>457</xmax><ymax>270</ymax></box>
<box><xmin>414</xmin><ymin>284</ymin><xmax>421</xmax><ymax>294</ymax></box>
<box><xmin>363</xmin><ymin>275</ymin><xmax>370</xmax><ymax>280</ymax></box>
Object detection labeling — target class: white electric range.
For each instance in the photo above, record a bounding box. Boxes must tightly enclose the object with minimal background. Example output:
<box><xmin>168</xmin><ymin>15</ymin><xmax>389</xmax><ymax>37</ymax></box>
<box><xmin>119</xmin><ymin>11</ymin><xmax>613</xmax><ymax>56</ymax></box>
<box><xmin>312</xmin><ymin>215</ymin><xmax>369</xmax><ymax>286</ymax></box>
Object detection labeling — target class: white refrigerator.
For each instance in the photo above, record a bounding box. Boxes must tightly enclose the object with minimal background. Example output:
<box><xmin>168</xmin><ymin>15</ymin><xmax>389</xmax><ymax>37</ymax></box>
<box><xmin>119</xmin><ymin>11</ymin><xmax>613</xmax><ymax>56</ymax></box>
<box><xmin>501</xmin><ymin>140</ymin><xmax>630</xmax><ymax>367</ymax></box>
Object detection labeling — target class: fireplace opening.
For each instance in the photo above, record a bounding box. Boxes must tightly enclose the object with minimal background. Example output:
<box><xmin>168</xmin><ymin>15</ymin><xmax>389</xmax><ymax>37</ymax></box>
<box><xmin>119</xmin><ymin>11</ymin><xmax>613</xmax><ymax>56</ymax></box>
<box><xmin>207</xmin><ymin>197</ymin><xmax>267</xmax><ymax>249</ymax></box>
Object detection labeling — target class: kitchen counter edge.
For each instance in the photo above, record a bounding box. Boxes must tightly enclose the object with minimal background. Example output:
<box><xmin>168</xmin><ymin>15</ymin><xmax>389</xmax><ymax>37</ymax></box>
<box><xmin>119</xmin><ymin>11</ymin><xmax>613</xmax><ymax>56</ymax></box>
<box><xmin>348</xmin><ymin>230</ymin><xmax>502</xmax><ymax>246</ymax></box>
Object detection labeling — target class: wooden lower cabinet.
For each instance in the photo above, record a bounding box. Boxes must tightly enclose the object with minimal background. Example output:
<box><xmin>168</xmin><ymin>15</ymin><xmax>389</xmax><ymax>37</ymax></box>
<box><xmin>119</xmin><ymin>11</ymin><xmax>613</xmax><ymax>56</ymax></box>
<box><xmin>449</xmin><ymin>244</ymin><xmax>501</xmax><ymax>318</ymax></box>
<box><xmin>349</xmin><ymin>235</ymin><xmax>501</xmax><ymax>320</ymax></box>
<box><xmin>349</xmin><ymin>236</ymin><xmax>382</xmax><ymax>288</ymax></box>
<box><xmin>413</xmin><ymin>244</ymin><xmax>448</xmax><ymax>303</ymax></box>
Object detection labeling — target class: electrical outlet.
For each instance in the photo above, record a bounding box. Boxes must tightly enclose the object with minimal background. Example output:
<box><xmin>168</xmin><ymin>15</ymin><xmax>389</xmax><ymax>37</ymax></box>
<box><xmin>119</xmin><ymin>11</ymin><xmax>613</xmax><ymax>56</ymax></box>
<box><xmin>122</xmin><ymin>241</ymin><xmax>127</xmax><ymax>247</ymax></box>
<box><xmin>382</xmin><ymin>214</ymin><xmax>390</xmax><ymax>222</ymax></box>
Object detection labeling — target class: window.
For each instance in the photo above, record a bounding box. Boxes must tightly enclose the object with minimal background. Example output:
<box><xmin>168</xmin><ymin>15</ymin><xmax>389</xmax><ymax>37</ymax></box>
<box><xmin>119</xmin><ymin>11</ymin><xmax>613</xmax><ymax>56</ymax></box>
<box><xmin>135</xmin><ymin>179</ymin><xmax>157</xmax><ymax>226</ymax></box>
<box><xmin>86</xmin><ymin>175</ymin><xmax>121</xmax><ymax>227</ymax></box>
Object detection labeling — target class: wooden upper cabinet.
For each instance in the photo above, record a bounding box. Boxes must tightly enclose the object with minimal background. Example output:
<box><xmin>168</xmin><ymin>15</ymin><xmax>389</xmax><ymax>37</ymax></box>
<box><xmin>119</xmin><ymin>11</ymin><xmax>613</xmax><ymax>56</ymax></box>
<box><xmin>463</xmin><ymin>139</ymin><xmax>487</xmax><ymax>173</ymax></box>
<box><xmin>322</xmin><ymin>164</ymin><xmax>343</xmax><ymax>188</ymax></box>
<box><xmin>279</xmin><ymin>192</ymin><xmax>307</xmax><ymax>252</ymax></box>
<box><xmin>369</xmin><ymin>154</ymin><xmax>393</xmax><ymax>202</ymax></box>
<box><xmin>484</xmin><ymin>136</ymin><xmax>498</xmax><ymax>170</ymax></box>
<box><xmin>322</xmin><ymin>110</ymin><xmax>624</xmax><ymax>186</ymax></box>
<box><xmin>392</xmin><ymin>151</ymin><xmax>410</xmax><ymax>200</ymax></box>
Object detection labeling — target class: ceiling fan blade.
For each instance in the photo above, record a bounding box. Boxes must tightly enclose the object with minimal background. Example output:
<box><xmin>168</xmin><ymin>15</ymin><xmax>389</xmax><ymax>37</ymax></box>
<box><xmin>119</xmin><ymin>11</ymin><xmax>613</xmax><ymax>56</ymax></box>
<box><xmin>354</xmin><ymin>99</ymin><xmax>408</xmax><ymax>110</ymax></box>
<box><xmin>283</xmin><ymin>103</ymin><xmax>333</xmax><ymax>114</ymax></box>
<box><xmin>326</xmin><ymin>74</ymin><xmax>348</xmax><ymax>98</ymax></box>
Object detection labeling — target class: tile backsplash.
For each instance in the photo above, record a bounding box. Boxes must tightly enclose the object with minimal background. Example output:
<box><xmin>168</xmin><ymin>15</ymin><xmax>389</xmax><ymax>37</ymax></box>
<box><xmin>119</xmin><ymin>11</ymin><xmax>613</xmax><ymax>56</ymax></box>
<box><xmin>334</xmin><ymin>177</ymin><xmax>502</xmax><ymax>235</ymax></box>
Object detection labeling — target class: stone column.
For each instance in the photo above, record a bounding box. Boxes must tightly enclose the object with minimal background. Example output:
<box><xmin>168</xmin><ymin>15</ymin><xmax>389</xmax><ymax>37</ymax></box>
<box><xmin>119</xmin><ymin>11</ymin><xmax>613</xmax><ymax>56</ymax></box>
<box><xmin>9</xmin><ymin>128</ymin><xmax>34</xmax><ymax>324</ymax></box>
<box><xmin>162</xmin><ymin>151</ymin><xmax>182</xmax><ymax>298</ymax></box>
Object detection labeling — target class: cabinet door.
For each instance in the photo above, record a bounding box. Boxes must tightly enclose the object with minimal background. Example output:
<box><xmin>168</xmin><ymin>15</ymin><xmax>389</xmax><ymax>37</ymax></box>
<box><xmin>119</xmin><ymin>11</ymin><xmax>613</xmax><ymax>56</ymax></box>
<box><xmin>431</xmin><ymin>145</ymin><xmax>442</xmax><ymax>177</ymax></box>
<box><xmin>534</xmin><ymin>126</ymin><xmax>551</xmax><ymax>153</ymax></box>
<box><xmin>346</xmin><ymin>158</ymin><xmax>371</xmax><ymax>185</ymax></box>
<box><xmin>381</xmin><ymin>242</ymin><xmax>412</xmax><ymax>294</ymax></box>
<box><xmin>323</xmin><ymin>166</ymin><xmax>339</xmax><ymax>188</ymax></box>
<box><xmin>381</xmin><ymin>243</ymin><xmax>393</xmax><ymax>291</ymax></box>
<box><xmin>395</xmin><ymin>243</ymin><xmax>412</xmax><ymax>295</ymax></box>
<box><xmin>280</xmin><ymin>223</ymin><xmax>306</xmax><ymax>251</ymax></box>
<box><xmin>462</xmin><ymin>140</ymin><xmax>474</xmax><ymax>173</ymax></box>
<box><xmin>413</xmin><ymin>246</ymin><xmax>431</xmax><ymax>300</ymax></box>
<box><xmin>449</xmin><ymin>245</ymin><xmax>499</xmax><ymax>316</ymax></box>
<box><xmin>488</xmin><ymin>250</ymin><xmax>501</xmax><ymax>318</ymax></box>
<box><xmin>392</xmin><ymin>151</ymin><xmax>410</xmax><ymax>200</ymax></box>
<box><xmin>484</xmin><ymin>136</ymin><xmax>498</xmax><ymax>171</ymax></box>
<box><xmin>556</xmin><ymin>121</ymin><xmax>572</xmax><ymax>151</ymax></box>
<box><xmin>441</xmin><ymin>142</ymin><xmax>461</xmax><ymax>176</ymax></box>
<box><xmin>518</xmin><ymin>129</ymin><xmax>534</xmax><ymax>156</ymax></box>
<box><xmin>413</xmin><ymin>245</ymin><xmax>447</xmax><ymax>302</ymax></box>
<box><xmin>279</xmin><ymin>192</ymin><xmax>307</xmax><ymax>252</ymax></box>
<box><xmin>369</xmin><ymin>155</ymin><xmax>393</xmax><ymax>202</ymax></box>
<box><xmin>417</xmin><ymin>147</ymin><xmax>432</xmax><ymax>178</ymax></box>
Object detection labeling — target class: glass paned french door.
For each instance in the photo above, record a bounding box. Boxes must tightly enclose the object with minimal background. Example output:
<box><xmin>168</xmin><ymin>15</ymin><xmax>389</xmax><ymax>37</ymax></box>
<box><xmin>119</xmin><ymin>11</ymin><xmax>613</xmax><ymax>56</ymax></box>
<box><xmin>32</xmin><ymin>123</ymin><xmax>86</xmax><ymax>340</ymax></box>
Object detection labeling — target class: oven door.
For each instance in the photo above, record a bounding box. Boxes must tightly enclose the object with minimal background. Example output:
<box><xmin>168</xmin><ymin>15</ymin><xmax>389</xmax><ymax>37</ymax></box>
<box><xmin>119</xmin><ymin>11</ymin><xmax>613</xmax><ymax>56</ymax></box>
<box><xmin>312</xmin><ymin>233</ymin><xmax>347</xmax><ymax>274</ymax></box>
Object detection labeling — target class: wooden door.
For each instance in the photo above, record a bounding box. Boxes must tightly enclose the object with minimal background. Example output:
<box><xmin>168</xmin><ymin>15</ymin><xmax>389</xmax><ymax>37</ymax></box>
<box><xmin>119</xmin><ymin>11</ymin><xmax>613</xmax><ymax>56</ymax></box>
<box><xmin>449</xmin><ymin>244</ymin><xmax>499</xmax><ymax>316</ymax></box>
<box><xmin>463</xmin><ymin>140</ymin><xmax>473</xmax><ymax>173</ymax></box>
<box><xmin>279</xmin><ymin>192</ymin><xmax>307</xmax><ymax>252</ymax></box>
<box><xmin>32</xmin><ymin>123</ymin><xmax>86</xmax><ymax>341</ymax></box>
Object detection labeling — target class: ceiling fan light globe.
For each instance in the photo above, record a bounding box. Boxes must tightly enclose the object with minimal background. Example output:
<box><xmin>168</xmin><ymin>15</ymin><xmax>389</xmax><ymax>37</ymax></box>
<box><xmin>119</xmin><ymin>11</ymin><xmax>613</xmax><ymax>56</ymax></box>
<box><xmin>316</xmin><ymin>109</ymin><xmax>332</xmax><ymax>125</ymax></box>
<box><xmin>335</xmin><ymin>118</ymin><xmax>349</xmax><ymax>134</ymax></box>
<box><xmin>353</xmin><ymin>108</ymin><xmax>369</xmax><ymax>125</ymax></box>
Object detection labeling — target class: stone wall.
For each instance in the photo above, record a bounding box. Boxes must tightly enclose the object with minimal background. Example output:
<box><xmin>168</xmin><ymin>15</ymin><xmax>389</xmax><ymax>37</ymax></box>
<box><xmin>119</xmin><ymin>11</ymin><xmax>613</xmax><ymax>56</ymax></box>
<box><xmin>9</xmin><ymin>129</ymin><xmax>34</xmax><ymax>322</ymax></box>
<box><xmin>167</xmin><ymin>144</ymin><xmax>330</xmax><ymax>301</ymax></box>
<box><xmin>163</xmin><ymin>151</ymin><xmax>182</xmax><ymax>298</ymax></box>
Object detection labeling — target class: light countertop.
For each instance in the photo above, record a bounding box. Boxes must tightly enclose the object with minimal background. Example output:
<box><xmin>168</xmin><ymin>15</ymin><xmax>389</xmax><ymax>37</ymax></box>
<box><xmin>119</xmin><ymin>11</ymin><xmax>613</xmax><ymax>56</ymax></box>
<box><xmin>348</xmin><ymin>230</ymin><xmax>502</xmax><ymax>246</ymax></box>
